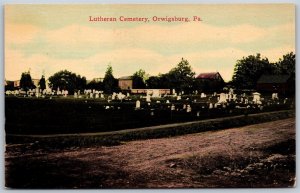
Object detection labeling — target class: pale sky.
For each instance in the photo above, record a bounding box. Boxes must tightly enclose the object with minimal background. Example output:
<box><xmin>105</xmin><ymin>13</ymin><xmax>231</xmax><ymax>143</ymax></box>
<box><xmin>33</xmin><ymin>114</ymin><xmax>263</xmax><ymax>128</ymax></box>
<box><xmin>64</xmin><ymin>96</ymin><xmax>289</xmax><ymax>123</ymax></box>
<box><xmin>5</xmin><ymin>4</ymin><xmax>295</xmax><ymax>81</ymax></box>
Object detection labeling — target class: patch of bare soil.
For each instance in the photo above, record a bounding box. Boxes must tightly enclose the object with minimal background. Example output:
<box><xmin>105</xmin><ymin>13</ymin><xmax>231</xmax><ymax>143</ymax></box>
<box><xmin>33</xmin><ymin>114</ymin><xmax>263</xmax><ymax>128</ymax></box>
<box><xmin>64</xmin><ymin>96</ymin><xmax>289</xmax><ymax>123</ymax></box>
<box><xmin>5</xmin><ymin>118</ymin><xmax>295</xmax><ymax>188</ymax></box>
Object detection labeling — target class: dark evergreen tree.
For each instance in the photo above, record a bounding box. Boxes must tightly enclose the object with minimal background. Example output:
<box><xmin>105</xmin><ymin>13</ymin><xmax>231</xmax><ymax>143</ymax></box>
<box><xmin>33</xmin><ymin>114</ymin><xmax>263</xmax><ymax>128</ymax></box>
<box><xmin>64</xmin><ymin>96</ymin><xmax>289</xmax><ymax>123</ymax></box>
<box><xmin>102</xmin><ymin>65</ymin><xmax>119</xmax><ymax>94</ymax></box>
<box><xmin>38</xmin><ymin>75</ymin><xmax>46</xmax><ymax>90</ymax></box>
<box><xmin>20</xmin><ymin>71</ymin><xmax>35</xmax><ymax>90</ymax></box>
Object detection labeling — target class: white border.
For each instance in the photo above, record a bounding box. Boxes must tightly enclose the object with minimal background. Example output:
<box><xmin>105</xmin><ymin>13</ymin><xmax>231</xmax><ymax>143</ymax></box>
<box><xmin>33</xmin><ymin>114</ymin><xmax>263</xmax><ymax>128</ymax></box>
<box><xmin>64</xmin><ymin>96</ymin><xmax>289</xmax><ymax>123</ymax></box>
<box><xmin>0</xmin><ymin>1</ymin><xmax>298</xmax><ymax>193</ymax></box>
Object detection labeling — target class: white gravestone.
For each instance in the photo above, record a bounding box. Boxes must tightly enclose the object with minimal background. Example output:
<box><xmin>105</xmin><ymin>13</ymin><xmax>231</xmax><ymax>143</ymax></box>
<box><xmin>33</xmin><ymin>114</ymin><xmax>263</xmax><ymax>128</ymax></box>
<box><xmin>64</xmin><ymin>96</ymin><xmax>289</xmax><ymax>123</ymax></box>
<box><xmin>252</xmin><ymin>92</ymin><xmax>262</xmax><ymax>104</ymax></box>
<box><xmin>146</xmin><ymin>94</ymin><xmax>151</xmax><ymax>102</ymax></box>
<box><xmin>218</xmin><ymin>93</ymin><xmax>227</xmax><ymax>103</ymax></box>
<box><xmin>135</xmin><ymin>100</ymin><xmax>141</xmax><ymax>109</ymax></box>
<box><xmin>272</xmin><ymin>93</ymin><xmax>278</xmax><ymax>100</ymax></box>
<box><xmin>186</xmin><ymin>105</ymin><xmax>192</xmax><ymax>113</ymax></box>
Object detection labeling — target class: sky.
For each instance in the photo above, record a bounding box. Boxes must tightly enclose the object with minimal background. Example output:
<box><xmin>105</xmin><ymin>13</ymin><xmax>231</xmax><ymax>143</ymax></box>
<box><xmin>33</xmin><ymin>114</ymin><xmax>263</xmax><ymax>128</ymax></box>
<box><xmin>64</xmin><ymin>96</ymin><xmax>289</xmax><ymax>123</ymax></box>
<box><xmin>4</xmin><ymin>4</ymin><xmax>295</xmax><ymax>81</ymax></box>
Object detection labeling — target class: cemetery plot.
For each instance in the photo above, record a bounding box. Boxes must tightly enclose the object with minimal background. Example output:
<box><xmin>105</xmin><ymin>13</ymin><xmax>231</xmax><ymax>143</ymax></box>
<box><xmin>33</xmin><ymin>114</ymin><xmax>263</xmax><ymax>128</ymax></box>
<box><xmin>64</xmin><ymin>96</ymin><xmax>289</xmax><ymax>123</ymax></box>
<box><xmin>5</xmin><ymin>90</ymin><xmax>294</xmax><ymax>135</ymax></box>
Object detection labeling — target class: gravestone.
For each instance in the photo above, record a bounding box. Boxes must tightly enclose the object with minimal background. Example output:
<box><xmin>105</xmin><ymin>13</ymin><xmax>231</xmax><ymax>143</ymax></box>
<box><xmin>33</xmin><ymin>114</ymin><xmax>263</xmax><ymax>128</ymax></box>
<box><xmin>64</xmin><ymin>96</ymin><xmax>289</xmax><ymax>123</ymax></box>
<box><xmin>272</xmin><ymin>93</ymin><xmax>278</xmax><ymax>100</ymax></box>
<box><xmin>186</xmin><ymin>105</ymin><xmax>192</xmax><ymax>113</ymax></box>
<box><xmin>146</xmin><ymin>94</ymin><xmax>151</xmax><ymax>102</ymax></box>
<box><xmin>218</xmin><ymin>93</ymin><xmax>227</xmax><ymax>103</ymax></box>
<box><xmin>233</xmin><ymin>94</ymin><xmax>237</xmax><ymax>101</ymax></box>
<box><xmin>252</xmin><ymin>92</ymin><xmax>262</xmax><ymax>104</ymax></box>
<box><xmin>171</xmin><ymin>104</ymin><xmax>175</xmax><ymax>111</ymax></box>
<box><xmin>112</xmin><ymin>93</ymin><xmax>116</xmax><ymax>100</ymax></box>
<box><xmin>172</xmin><ymin>89</ymin><xmax>176</xmax><ymax>95</ymax></box>
<box><xmin>64</xmin><ymin>90</ymin><xmax>68</xmax><ymax>97</ymax></box>
<box><xmin>135</xmin><ymin>100</ymin><xmax>141</xmax><ymax>109</ymax></box>
<box><xmin>118</xmin><ymin>92</ymin><xmax>125</xmax><ymax>100</ymax></box>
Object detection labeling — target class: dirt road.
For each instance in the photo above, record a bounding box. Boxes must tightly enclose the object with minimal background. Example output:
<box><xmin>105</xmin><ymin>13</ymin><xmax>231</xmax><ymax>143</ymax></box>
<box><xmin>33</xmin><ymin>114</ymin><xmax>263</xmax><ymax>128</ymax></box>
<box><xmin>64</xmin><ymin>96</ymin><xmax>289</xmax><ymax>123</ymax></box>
<box><xmin>5</xmin><ymin>118</ymin><xmax>295</xmax><ymax>188</ymax></box>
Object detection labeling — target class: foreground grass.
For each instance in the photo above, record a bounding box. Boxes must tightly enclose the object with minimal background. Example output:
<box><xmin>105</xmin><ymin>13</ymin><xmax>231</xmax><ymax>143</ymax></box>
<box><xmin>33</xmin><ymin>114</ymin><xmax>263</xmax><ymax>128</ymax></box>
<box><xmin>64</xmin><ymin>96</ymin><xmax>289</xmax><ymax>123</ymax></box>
<box><xmin>7</xmin><ymin>110</ymin><xmax>295</xmax><ymax>149</ymax></box>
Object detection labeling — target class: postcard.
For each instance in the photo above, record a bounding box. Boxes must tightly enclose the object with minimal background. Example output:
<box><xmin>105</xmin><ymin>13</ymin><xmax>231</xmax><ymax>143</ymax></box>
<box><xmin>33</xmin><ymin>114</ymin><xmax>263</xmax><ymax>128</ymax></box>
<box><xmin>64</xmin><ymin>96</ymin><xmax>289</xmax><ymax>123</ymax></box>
<box><xmin>4</xmin><ymin>4</ymin><xmax>295</xmax><ymax>188</ymax></box>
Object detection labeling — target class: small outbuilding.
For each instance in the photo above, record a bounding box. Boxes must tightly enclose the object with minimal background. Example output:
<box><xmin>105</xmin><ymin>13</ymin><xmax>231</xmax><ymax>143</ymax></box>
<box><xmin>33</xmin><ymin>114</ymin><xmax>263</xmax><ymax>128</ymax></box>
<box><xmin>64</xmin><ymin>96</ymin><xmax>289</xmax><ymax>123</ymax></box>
<box><xmin>256</xmin><ymin>74</ymin><xmax>293</xmax><ymax>95</ymax></box>
<box><xmin>118</xmin><ymin>76</ymin><xmax>133</xmax><ymax>90</ymax></box>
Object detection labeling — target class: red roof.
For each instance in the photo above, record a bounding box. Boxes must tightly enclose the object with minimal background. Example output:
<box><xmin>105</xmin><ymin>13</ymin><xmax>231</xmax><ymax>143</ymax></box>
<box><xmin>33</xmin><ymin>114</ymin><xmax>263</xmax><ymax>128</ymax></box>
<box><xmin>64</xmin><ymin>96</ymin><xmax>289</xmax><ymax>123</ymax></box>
<box><xmin>196</xmin><ymin>72</ymin><xmax>219</xmax><ymax>79</ymax></box>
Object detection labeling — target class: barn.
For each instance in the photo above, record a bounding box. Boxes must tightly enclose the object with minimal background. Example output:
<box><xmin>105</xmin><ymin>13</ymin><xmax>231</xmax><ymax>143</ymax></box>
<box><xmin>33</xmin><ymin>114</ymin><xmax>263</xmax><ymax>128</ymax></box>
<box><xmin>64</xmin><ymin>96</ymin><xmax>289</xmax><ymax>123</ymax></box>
<box><xmin>256</xmin><ymin>74</ymin><xmax>293</xmax><ymax>95</ymax></box>
<box><xmin>196</xmin><ymin>72</ymin><xmax>225</xmax><ymax>92</ymax></box>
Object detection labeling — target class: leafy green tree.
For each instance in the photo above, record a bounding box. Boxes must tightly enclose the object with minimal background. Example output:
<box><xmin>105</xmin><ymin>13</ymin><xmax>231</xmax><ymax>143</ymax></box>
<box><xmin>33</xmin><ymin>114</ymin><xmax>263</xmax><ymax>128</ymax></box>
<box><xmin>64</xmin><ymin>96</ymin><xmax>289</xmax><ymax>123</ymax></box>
<box><xmin>167</xmin><ymin>58</ymin><xmax>195</xmax><ymax>92</ymax></box>
<box><xmin>103</xmin><ymin>65</ymin><xmax>119</xmax><ymax>94</ymax></box>
<box><xmin>38</xmin><ymin>75</ymin><xmax>46</xmax><ymax>90</ymax></box>
<box><xmin>48</xmin><ymin>70</ymin><xmax>86</xmax><ymax>94</ymax></box>
<box><xmin>20</xmin><ymin>71</ymin><xmax>35</xmax><ymax>90</ymax></box>
<box><xmin>146</xmin><ymin>76</ymin><xmax>161</xmax><ymax>89</ymax></box>
<box><xmin>86</xmin><ymin>80</ymin><xmax>103</xmax><ymax>90</ymax></box>
<box><xmin>232</xmin><ymin>53</ymin><xmax>275</xmax><ymax>89</ymax></box>
<box><xmin>275</xmin><ymin>52</ymin><xmax>295</xmax><ymax>78</ymax></box>
<box><xmin>132</xmin><ymin>69</ymin><xmax>146</xmax><ymax>89</ymax></box>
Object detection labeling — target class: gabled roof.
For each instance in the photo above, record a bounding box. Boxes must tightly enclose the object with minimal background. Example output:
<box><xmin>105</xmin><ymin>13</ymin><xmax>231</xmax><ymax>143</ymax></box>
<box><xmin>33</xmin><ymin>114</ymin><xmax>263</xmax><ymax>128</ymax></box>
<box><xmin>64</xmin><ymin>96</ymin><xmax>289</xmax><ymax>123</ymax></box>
<box><xmin>257</xmin><ymin>74</ymin><xmax>290</xmax><ymax>84</ymax></box>
<box><xmin>196</xmin><ymin>72</ymin><xmax>220</xmax><ymax>79</ymax></box>
<box><xmin>119</xmin><ymin>76</ymin><xmax>133</xmax><ymax>80</ymax></box>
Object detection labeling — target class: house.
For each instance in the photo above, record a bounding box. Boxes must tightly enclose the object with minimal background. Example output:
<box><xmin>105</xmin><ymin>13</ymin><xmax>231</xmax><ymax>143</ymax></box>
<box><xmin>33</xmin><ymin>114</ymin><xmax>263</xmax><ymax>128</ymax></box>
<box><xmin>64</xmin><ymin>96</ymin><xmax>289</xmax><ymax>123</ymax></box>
<box><xmin>256</xmin><ymin>74</ymin><xmax>293</xmax><ymax>95</ymax></box>
<box><xmin>118</xmin><ymin>76</ymin><xmax>133</xmax><ymax>90</ymax></box>
<box><xmin>196</xmin><ymin>72</ymin><xmax>225</xmax><ymax>92</ymax></box>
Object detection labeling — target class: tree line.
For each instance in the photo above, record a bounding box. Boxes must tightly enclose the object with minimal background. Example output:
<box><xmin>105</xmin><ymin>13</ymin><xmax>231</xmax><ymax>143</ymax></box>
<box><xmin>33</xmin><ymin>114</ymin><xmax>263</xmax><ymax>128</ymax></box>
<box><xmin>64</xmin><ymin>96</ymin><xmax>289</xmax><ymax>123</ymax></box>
<box><xmin>11</xmin><ymin>52</ymin><xmax>295</xmax><ymax>94</ymax></box>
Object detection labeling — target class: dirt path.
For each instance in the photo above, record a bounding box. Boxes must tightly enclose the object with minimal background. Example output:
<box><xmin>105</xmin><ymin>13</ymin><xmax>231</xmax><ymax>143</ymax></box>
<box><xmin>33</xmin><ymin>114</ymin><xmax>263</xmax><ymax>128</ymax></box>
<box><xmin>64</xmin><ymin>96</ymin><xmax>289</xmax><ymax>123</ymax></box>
<box><xmin>5</xmin><ymin>118</ymin><xmax>295</xmax><ymax>188</ymax></box>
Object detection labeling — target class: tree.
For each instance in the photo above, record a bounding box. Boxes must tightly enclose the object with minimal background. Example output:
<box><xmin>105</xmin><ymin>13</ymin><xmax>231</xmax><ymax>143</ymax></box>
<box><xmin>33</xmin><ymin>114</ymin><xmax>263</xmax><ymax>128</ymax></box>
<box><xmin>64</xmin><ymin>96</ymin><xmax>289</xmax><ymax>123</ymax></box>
<box><xmin>38</xmin><ymin>75</ymin><xmax>46</xmax><ymax>90</ymax></box>
<box><xmin>146</xmin><ymin>76</ymin><xmax>161</xmax><ymax>89</ymax></box>
<box><xmin>275</xmin><ymin>52</ymin><xmax>295</xmax><ymax>78</ymax></box>
<box><xmin>20</xmin><ymin>71</ymin><xmax>35</xmax><ymax>90</ymax></box>
<box><xmin>86</xmin><ymin>80</ymin><xmax>103</xmax><ymax>90</ymax></box>
<box><xmin>48</xmin><ymin>70</ymin><xmax>86</xmax><ymax>94</ymax></box>
<box><xmin>167</xmin><ymin>58</ymin><xmax>195</xmax><ymax>92</ymax></box>
<box><xmin>132</xmin><ymin>69</ymin><xmax>146</xmax><ymax>89</ymax></box>
<box><xmin>232</xmin><ymin>53</ymin><xmax>275</xmax><ymax>90</ymax></box>
<box><xmin>102</xmin><ymin>65</ymin><xmax>119</xmax><ymax>94</ymax></box>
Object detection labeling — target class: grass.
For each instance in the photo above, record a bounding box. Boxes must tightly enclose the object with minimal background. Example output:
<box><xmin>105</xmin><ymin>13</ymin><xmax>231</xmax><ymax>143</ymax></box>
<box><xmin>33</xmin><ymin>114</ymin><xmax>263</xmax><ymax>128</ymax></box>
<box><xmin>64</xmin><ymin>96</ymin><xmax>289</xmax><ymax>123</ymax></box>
<box><xmin>6</xmin><ymin>110</ymin><xmax>295</xmax><ymax>148</ymax></box>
